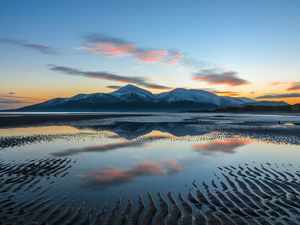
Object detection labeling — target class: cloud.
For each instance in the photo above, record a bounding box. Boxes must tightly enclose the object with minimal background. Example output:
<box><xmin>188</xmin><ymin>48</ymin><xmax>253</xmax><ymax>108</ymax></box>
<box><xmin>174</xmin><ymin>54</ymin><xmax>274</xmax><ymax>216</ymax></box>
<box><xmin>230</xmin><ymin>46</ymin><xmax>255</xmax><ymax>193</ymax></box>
<box><xmin>287</xmin><ymin>82</ymin><xmax>300</xmax><ymax>91</ymax></box>
<box><xmin>0</xmin><ymin>99</ymin><xmax>27</xmax><ymax>104</ymax></box>
<box><xmin>77</xmin><ymin>34</ymin><xmax>183</xmax><ymax>65</ymax></box>
<box><xmin>0</xmin><ymin>94</ymin><xmax>44</xmax><ymax>101</ymax></box>
<box><xmin>203</xmin><ymin>88</ymin><xmax>241</xmax><ymax>97</ymax></box>
<box><xmin>0</xmin><ymin>37</ymin><xmax>58</xmax><ymax>54</ymax></box>
<box><xmin>0</xmin><ymin>94</ymin><xmax>45</xmax><ymax>110</ymax></box>
<box><xmin>268</xmin><ymin>81</ymin><xmax>289</xmax><ymax>85</ymax></box>
<box><xmin>49</xmin><ymin>65</ymin><xmax>171</xmax><ymax>90</ymax></box>
<box><xmin>49</xmin><ymin>65</ymin><xmax>145</xmax><ymax>83</ymax></box>
<box><xmin>0</xmin><ymin>98</ymin><xmax>30</xmax><ymax>110</ymax></box>
<box><xmin>268</xmin><ymin>81</ymin><xmax>300</xmax><ymax>91</ymax></box>
<box><xmin>83</xmin><ymin>160</ymin><xmax>182</xmax><ymax>186</ymax></box>
<box><xmin>256</xmin><ymin>93</ymin><xmax>300</xmax><ymax>99</ymax></box>
<box><xmin>134</xmin><ymin>49</ymin><xmax>168</xmax><ymax>63</ymax></box>
<box><xmin>212</xmin><ymin>90</ymin><xmax>241</xmax><ymax>96</ymax></box>
<box><xmin>107</xmin><ymin>84</ymin><xmax>171</xmax><ymax>91</ymax></box>
<box><xmin>193</xmin><ymin>70</ymin><xmax>250</xmax><ymax>86</ymax></box>
<box><xmin>78</xmin><ymin>33</ymin><xmax>243</xmax><ymax>86</ymax></box>
<box><xmin>107</xmin><ymin>85</ymin><xmax>123</xmax><ymax>90</ymax></box>
<box><xmin>164</xmin><ymin>51</ymin><xmax>184</xmax><ymax>65</ymax></box>
<box><xmin>138</xmin><ymin>82</ymin><xmax>171</xmax><ymax>90</ymax></box>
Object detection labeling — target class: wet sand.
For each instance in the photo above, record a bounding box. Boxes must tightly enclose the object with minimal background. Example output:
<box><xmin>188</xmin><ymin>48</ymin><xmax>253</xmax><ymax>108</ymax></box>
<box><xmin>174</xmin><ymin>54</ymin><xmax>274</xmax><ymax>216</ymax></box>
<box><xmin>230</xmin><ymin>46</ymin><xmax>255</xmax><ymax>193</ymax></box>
<box><xmin>0</xmin><ymin>159</ymin><xmax>299</xmax><ymax>225</ymax></box>
<box><xmin>0</xmin><ymin>113</ymin><xmax>151</xmax><ymax>128</ymax></box>
<box><xmin>1</xmin><ymin>118</ymin><xmax>300</xmax><ymax>149</ymax></box>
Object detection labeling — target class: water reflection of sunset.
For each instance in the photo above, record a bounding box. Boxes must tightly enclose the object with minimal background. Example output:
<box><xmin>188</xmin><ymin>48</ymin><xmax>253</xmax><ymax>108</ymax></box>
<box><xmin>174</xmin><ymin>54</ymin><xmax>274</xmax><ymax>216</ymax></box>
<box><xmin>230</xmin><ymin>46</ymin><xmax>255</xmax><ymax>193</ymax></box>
<box><xmin>193</xmin><ymin>138</ymin><xmax>253</xmax><ymax>154</ymax></box>
<box><xmin>0</xmin><ymin>125</ymin><xmax>95</xmax><ymax>137</ymax></box>
<box><xmin>83</xmin><ymin>160</ymin><xmax>182</xmax><ymax>186</ymax></box>
<box><xmin>142</xmin><ymin>130</ymin><xmax>176</xmax><ymax>138</ymax></box>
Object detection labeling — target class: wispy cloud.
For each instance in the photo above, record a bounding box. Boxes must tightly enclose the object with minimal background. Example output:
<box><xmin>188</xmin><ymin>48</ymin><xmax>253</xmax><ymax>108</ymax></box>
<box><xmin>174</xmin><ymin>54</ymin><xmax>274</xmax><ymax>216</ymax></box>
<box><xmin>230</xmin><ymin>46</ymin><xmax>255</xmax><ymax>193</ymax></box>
<box><xmin>268</xmin><ymin>81</ymin><xmax>290</xmax><ymax>86</ymax></box>
<box><xmin>268</xmin><ymin>81</ymin><xmax>300</xmax><ymax>91</ymax></box>
<box><xmin>139</xmin><ymin>82</ymin><xmax>171</xmax><ymax>90</ymax></box>
<box><xmin>0</xmin><ymin>98</ymin><xmax>30</xmax><ymax>110</ymax></box>
<box><xmin>193</xmin><ymin>70</ymin><xmax>250</xmax><ymax>86</ymax></box>
<box><xmin>164</xmin><ymin>51</ymin><xmax>184</xmax><ymax>65</ymax></box>
<box><xmin>287</xmin><ymin>82</ymin><xmax>300</xmax><ymax>91</ymax></box>
<box><xmin>0</xmin><ymin>93</ymin><xmax>45</xmax><ymax>110</ymax></box>
<box><xmin>212</xmin><ymin>90</ymin><xmax>241</xmax><ymax>96</ymax></box>
<box><xmin>49</xmin><ymin>65</ymin><xmax>145</xmax><ymax>83</ymax></box>
<box><xmin>256</xmin><ymin>93</ymin><xmax>300</xmax><ymax>99</ymax></box>
<box><xmin>77</xmin><ymin>34</ymin><xmax>183</xmax><ymax>65</ymax></box>
<box><xmin>203</xmin><ymin>88</ymin><xmax>241</xmax><ymax>97</ymax></box>
<box><xmin>0</xmin><ymin>99</ymin><xmax>27</xmax><ymax>104</ymax></box>
<box><xmin>0</xmin><ymin>37</ymin><xmax>59</xmax><ymax>54</ymax></box>
<box><xmin>0</xmin><ymin>93</ymin><xmax>45</xmax><ymax>101</ymax></box>
<box><xmin>107</xmin><ymin>85</ymin><xmax>123</xmax><ymax>90</ymax></box>
<box><xmin>49</xmin><ymin>65</ymin><xmax>171</xmax><ymax>90</ymax></box>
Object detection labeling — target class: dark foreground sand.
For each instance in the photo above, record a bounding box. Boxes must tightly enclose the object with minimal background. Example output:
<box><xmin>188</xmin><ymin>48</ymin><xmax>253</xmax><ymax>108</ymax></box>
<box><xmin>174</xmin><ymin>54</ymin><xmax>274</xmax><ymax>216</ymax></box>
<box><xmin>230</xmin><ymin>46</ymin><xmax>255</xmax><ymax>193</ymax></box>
<box><xmin>0</xmin><ymin>158</ymin><xmax>299</xmax><ymax>225</ymax></box>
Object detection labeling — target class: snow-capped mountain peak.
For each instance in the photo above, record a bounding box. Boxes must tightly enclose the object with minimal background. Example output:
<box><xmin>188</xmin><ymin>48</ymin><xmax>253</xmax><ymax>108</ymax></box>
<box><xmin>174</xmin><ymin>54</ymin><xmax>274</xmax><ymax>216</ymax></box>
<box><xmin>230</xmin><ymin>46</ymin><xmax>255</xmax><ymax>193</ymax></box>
<box><xmin>111</xmin><ymin>84</ymin><xmax>152</xmax><ymax>95</ymax></box>
<box><xmin>158</xmin><ymin>88</ymin><xmax>221</xmax><ymax>105</ymax></box>
<box><xmin>110</xmin><ymin>84</ymin><xmax>157</xmax><ymax>101</ymax></box>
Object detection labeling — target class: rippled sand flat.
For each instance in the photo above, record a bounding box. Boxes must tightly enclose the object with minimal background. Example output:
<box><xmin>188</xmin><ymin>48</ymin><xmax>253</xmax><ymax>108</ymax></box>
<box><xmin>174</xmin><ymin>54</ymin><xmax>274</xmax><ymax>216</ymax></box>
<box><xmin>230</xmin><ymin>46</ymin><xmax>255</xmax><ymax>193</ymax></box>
<box><xmin>0</xmin><ymin>113</ymin><xmax>299</xmax><ymax>224</ymax></box>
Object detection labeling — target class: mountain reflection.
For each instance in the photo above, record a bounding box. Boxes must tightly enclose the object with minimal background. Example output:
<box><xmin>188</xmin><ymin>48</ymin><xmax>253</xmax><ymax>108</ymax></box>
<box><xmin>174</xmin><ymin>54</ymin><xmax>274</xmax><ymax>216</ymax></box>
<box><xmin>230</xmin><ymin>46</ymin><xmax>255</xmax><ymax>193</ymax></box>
<box><xmin>193</xmin><ymin>138</ymin><xmax>251</xmax><ymax>154</ymax></box>
<box><xmin>83</xmin><ymin>160</ymin><xmax>182</xmax><ymax>187</ymax></box>
<box><xmin>74</xmin><ymin>122</ymin><xmax>210</xmax><ymax>139</ymax></box>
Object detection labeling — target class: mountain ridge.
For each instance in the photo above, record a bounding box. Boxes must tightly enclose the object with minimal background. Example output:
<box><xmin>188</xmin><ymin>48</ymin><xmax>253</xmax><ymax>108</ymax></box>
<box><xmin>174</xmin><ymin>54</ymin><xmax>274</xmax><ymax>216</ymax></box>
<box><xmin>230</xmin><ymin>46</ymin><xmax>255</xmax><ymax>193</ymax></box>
<box><xmin>9</xmin><ymin>84</ymin><xmax>288</xmax><ymax>112</ymax></box>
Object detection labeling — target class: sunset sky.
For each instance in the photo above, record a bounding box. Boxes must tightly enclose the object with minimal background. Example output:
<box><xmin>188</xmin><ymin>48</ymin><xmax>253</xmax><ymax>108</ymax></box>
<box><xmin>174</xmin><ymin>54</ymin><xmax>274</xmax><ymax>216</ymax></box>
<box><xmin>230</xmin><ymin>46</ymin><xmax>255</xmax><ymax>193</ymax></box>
<box><xmin>1</xmin><ymin>0</ymin><xmax>300</xmax><ymax>109</ymax></box>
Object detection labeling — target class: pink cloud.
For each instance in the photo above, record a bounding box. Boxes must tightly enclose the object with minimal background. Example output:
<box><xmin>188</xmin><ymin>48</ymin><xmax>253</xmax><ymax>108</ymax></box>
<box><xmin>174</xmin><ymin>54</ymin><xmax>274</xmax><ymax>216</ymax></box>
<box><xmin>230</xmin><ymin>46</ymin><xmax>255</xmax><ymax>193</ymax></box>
<box><xmin>164</xmin><ymin>52</ymin><xmax>184</xmax><ymax>65</ymax></box>
<box><xmin>135</xmin><ymin>49</ymin><xmax>169</xmax><ymax>63</ymax></box>
<box><xmin>79</xmin><ymin>41</ymin><xmax>136</xmax><ymax>58</ymax></box>
<box><xmin>78</xmin><ymin>35</ymin><xmax>182</xmax><ymax>65</ymax></box>
<box><xmin>287</xmin><ymin>82</ymin><xmax>300</xmax><ymax>91</ymax></box>
<box><xmin>268</xmin><ymin>81</ymin><xmax>290</xmax><ymax>85</ymax></box>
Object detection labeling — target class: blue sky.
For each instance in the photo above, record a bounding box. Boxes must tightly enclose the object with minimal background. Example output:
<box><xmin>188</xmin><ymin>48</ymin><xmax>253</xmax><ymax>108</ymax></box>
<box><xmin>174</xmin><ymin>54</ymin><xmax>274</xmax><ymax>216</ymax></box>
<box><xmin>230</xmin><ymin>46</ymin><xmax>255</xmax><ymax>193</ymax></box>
<box><xmin>1</xmin><ymin>0</ymin><xmax>300</xmax><ymax>109</ymax></box>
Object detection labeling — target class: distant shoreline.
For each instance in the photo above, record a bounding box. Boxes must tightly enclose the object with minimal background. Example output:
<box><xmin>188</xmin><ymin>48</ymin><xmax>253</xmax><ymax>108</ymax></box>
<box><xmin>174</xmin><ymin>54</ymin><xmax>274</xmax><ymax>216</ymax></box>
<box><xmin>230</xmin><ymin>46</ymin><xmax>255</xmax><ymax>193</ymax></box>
<box><xmin>0</xmin><ymin>111</ymin><xmax>299</xmax><ymax>129</ymax></box>
<box><xmin>0</xmin><ymin>113</ymin><xmax>152</xmax><ymax>128</ymax></box>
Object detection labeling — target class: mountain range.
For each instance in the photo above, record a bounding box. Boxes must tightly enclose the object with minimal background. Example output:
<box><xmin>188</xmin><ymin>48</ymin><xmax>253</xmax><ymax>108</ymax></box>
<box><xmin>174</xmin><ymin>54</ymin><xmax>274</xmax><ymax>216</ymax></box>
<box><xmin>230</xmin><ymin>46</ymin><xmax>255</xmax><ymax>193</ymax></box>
<box><xmin>12</xmin><ymin>84</ymin><xmax>288</xmax><ymax>112</ymax></box>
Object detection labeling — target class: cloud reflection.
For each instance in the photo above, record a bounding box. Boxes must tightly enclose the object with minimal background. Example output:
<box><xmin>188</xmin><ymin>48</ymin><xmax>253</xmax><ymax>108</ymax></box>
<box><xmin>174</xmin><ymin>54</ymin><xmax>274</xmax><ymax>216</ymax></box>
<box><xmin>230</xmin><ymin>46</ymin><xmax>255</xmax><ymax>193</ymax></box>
<box><xmin>84</xmin><ymin>160</ymin><xmax>182</xmax><ymax>186</ymax></box>
<box><xmin>193</xmin><ymin>138</ymin><xmax>251</xmax><ymax>154</ymax></box>
<box><xmin>53</xmin><ymin>141</ymin><xmax>144</xmax><ymax>157</ymax></box>
<box><xmin>83</xmin><ymin>122</ymin><xmax>210</xmax><ymax>139</ymax></box>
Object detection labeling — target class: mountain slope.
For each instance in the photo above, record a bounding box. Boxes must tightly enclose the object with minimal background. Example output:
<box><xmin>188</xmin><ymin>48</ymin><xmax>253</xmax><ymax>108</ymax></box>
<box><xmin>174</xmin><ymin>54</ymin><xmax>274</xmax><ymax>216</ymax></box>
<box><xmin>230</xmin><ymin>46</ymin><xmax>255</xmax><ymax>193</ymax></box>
<box><xmin>157</xmin><ymin>88</ymin><xmax>221</xmax><ymax>105</ymax></box>
<box><xmin>110</xmin><ymin>84</ymin><xmax>157</xmax><ymax>102</ymax></box>
<box><xmin>10</xmin><ymin>84</ymin><xmax>288</xmax><ymax>112</ymax></box>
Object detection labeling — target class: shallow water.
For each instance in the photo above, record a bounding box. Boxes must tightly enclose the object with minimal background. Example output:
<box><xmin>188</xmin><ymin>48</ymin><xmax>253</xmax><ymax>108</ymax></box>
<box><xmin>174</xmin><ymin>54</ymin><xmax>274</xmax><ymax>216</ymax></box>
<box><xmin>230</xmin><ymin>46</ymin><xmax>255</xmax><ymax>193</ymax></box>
<box><xmin>0</xmin><ymin>113</ymin><xmax>300</xmax><ymax>224</ymax></box>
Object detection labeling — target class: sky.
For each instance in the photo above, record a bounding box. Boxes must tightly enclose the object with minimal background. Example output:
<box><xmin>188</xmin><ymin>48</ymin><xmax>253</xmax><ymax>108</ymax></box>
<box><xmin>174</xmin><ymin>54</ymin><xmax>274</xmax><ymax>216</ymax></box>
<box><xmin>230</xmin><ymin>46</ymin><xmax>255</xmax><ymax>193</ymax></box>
<box><xmin>1</xmin><ymin>0</ymin><xmax>300</xmax><ymax>109</ymax></box>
